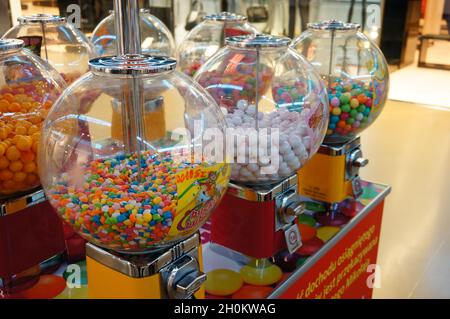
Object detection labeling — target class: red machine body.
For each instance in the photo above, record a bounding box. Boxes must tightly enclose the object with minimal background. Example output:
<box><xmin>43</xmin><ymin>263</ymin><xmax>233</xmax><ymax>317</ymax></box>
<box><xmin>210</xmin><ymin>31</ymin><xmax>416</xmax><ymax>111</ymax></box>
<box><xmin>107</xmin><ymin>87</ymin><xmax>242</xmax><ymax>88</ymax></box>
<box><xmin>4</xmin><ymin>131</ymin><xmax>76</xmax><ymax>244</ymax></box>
<box><xmin>0</xmin><ymin>190</ymin><xmax>65</xmax><ymax>292</ymax></box>
<box><xmin>211</xmin><ymin>194</ymin><xmax>286</xmax><ymax>259</ymax></box>
<box><xmin>211</xmin><ymin>175</ymin><xmax>301</xmax><ymax>259</ymax></box>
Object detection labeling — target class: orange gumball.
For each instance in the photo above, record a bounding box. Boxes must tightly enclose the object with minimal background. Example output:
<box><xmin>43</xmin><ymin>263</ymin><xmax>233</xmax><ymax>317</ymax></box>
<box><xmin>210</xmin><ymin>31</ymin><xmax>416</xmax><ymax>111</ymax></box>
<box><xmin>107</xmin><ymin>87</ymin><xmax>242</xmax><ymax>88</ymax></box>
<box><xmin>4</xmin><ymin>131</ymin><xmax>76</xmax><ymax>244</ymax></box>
<box><xmin>16</xmin><ymin>136</ymin><xmax>33</xmax><ymax>151</ymax></box>
<box><xmin>9</xmin><ymin>160</ymin><xmax>23</xmax><ymax>172</ymax></box>
<box><xmin>0</xmin><ymin>156</ymin><xmax>9</xmax><ymax>169</ymax></box>
<box><xmin>13</xmin><ymin>172</ymin><xmax>27</xmax><ymax>182</ymax></box>
<box><xmin>0</xmin><ymin>169</ymin><xmax>13</xmax><ymax>181</ymax></box>
<box><xmin>23</xmin><ymin>162</ymin><xmax>37</xmax><ymax>173</ymax></box>
<box><xmin>21</xmin><ymin>151</ymin><xmax>36</xmax><ymax>163</ymax></box>
<box><xmin>15</xmin><ymin>126</ymin><xmax>27</xmax><ymax>135</ymax></box>
<box><xmin>6</xmin><ymin>145</ymin><xmax>21</xmax><ymax>161</ymax></box>
<box><xmin>297</xmin><ymin>223</ymin><xmax>317</xmax><ymax>241</ymax></box>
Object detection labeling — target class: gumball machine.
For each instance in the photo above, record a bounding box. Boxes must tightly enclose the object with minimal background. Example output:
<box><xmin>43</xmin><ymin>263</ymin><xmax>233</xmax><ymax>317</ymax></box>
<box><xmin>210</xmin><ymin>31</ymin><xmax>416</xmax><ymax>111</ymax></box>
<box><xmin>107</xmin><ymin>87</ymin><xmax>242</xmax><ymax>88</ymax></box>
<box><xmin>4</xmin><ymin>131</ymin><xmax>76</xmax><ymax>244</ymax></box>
<box><xmin>91</xmin><ymin>8</ymin><xmax>175</xmax><ymax>57</ymax></box>
<box><xmin>0</xmin><ymin>39</ymin><xmax>66</xmax><ymax>296</ymax></box>
<box><xmin>3</xmin><ymin>14</ymin><xmax>96</xmax><ymax>84</ymax></box>
<box><xmin>177</xmin><ymin>12</ymin><xmax>258</xmax><ymax>77</ymax></box>
<box><xmin>39</xmin><ymin>0</ymin><xmax>230</xmax><ymax>299</ymax></box>
<box><xmin>194</xmin><ymin>34</ymin><xmax>329</xmax><ymax>280</ymax></box>
<box><xmin>291</xmin><ymin>20</ymin><xmax>389</xmax><ymax>222</ymax></box>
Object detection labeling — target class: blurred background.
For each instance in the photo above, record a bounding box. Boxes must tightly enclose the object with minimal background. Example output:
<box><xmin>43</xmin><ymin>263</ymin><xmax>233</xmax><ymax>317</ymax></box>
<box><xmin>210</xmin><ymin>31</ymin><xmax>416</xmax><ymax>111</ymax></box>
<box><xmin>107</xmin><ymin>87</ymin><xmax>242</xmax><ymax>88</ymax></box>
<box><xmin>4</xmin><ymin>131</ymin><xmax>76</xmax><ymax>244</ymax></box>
<box><xmin>0</xmin><ymin>0</ymin><xmax>449</xmax><ymax>299</ymax></box>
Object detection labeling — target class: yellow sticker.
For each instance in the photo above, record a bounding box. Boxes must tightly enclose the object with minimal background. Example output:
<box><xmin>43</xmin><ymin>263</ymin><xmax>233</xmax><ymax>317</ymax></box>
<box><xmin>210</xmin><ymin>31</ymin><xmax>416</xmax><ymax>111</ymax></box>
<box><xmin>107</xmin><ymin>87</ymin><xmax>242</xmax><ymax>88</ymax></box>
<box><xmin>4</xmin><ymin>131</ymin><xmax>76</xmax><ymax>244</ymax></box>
<box><xmin>168</xmin><ymin>163</ymin><xmax>230</xmax><ymax>238</ymax></box>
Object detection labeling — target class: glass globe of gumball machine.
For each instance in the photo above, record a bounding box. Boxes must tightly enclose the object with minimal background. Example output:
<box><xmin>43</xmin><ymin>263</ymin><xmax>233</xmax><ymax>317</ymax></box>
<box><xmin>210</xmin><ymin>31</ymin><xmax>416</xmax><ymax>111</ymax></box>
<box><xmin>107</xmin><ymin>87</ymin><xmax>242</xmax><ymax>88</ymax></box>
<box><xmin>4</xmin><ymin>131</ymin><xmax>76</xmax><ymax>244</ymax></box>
<box><xmin>177</xmin><ymin>12</ymin><xmax>258</xmax><ymax>77</ymax></box>
<box><xmin>291</xmin><ymin>20</ymin><xmax>389</xmax><ymax>225</ymax></box>
<box><xmin>194</xmin><ymin>34</ymin><xmax>329</xmax><ymax>289</ymax></box>
<box><xmin>0</xmin><ymin>39</ymin><xmax>66</xmax><ymax>296</ymax></box>
<box><xmin>3</xmin><ymin>14</ymin><xmax>96</xmax><ymax>84</ymax></box>
<box><xmin>91</xmin><ymin>8</ymin><xmax>175</xmax><ymax>57</ymax></box>
<box><xmin>39</xmin><ymin>53</ymin><xmax>231</xmax><ymax>299</ymax></box>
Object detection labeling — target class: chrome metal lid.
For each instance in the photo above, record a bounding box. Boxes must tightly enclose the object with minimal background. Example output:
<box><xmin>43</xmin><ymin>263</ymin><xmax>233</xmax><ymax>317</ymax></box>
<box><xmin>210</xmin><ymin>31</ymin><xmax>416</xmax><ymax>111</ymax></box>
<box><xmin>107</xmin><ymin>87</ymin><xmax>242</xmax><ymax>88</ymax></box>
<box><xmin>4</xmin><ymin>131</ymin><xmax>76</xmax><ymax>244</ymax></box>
<box><xmin>89</xmin><ymin>54</ymin><xmax>176</xmax><ymax>75</ymax></box>
<box><xmin>307</xmin><ymin>20</ymin><xmax>360</xmax><ymax>31</ymax></box>
<box><xmin>204</xmin><ymin>12</ymin><xmax>247</xmax><ymax>22</ymax></box>
<box><xmin>18</xmin><ymin>13</ymin><xmax>66</xmax><ymax>24</ymax></box>
<box><xmin>109</xmin><ymin>8</ymin><xmax>151</xmax><ymax>14</ymax></box>
<box><xmin>0</xmin><ymin>39</ymin><xmax>24</xmax><ymax>53</ymax></box>
<box><xmin>226</xmin><ymin>34</ymin><xmax>291</xmax><ymax>49</ymax></box>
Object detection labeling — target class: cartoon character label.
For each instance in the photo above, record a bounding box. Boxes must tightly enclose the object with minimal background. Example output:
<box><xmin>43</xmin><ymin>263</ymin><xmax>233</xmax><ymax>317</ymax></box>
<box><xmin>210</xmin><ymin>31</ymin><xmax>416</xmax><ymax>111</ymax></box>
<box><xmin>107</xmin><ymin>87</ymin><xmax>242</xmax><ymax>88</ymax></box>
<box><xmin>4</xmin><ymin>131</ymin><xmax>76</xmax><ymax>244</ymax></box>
<box><xmin>168</xmin><ymin>163</ymin><xmax>230</xmax><ymax>237</ymax></box>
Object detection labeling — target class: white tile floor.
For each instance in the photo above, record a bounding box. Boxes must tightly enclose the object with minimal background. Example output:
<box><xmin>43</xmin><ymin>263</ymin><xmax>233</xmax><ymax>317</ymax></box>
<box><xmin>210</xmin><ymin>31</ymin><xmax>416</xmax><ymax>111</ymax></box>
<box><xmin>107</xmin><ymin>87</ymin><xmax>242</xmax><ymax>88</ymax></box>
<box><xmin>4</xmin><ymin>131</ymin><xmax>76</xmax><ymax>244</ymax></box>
<box><xmin>360</xmin><ymin>100</ymin><xmax>450</xmax><ymax>298</ymax></box>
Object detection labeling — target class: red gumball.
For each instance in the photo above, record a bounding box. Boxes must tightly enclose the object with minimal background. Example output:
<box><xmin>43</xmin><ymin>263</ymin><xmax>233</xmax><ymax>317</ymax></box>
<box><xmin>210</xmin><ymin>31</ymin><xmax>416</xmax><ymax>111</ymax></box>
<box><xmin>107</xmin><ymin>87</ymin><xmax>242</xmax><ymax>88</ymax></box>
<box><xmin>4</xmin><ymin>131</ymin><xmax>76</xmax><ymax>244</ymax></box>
<box><xmin>19</xmin><ymin>275</ymin><xmax>66</xmax><ymax>299</ymax></box>
<box><xmin>232</xmin><ymin>285</ymin><xmax>273</xmax><ymax>299</ymax></box>
<box><xmin>296</xmin><ymin>237</ymin><xmax>324</xmax><ymax>256</ymax></box>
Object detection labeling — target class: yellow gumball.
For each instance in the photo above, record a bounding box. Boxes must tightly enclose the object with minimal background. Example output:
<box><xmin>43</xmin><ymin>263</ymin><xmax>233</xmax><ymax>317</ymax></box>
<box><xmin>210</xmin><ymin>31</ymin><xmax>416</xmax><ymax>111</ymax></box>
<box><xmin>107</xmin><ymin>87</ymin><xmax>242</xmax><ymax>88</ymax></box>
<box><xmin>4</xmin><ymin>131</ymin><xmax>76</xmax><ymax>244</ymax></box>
<box><xmin>316</xmin><ymin>226</ymin><xmax>340</xmax><ymax>242</ymax></box>
<box><xmin>205</xmin><ymin>269</ymin><xmax>243</xmax><ymax>296</ymax></box>
<box><xmin>240</xmin><ymin>259</ymin><xmax>282</xmax><ymax>286</ymax></box>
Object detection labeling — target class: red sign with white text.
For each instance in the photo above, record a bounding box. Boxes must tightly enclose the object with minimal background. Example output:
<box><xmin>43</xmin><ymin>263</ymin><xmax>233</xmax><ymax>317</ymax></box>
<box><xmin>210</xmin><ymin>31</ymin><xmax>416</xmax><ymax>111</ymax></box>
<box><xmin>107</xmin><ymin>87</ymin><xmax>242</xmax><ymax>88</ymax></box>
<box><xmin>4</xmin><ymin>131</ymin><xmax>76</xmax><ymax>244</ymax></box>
<box><xmin>279</xmin><ymin>201</ymin><xmax>385</xmax><ymax>299</ymax></box>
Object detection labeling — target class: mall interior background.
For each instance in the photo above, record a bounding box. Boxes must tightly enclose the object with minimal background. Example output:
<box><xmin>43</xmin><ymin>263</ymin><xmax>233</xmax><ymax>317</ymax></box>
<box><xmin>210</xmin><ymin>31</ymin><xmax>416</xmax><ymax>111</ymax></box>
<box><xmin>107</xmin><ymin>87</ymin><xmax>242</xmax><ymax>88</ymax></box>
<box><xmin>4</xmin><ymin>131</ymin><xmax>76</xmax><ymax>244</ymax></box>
<box><xmin>0</xmin><ymin>0</ymin><xmax>449</xmax><ymax>298</ymax></box>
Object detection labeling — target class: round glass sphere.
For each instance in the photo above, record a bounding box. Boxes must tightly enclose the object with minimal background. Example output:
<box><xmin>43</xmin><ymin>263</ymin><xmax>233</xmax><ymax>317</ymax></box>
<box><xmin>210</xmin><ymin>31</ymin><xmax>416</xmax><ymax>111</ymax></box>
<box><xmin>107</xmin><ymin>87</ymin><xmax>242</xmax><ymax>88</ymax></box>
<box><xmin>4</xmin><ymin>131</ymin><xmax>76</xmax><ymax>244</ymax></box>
<box><xmin>3</xmin><ymin>14</ymin><xmax>96</xmax><ymax>84</ymax></box>
<box><xmin>194</xmin><ymin>34</ymin><xmax>329</xmax><ymax>185</ymax></box>
<box><xmin>91</xmin><ymin>9</ymin><xmax>175</xmax><ymax>58</ymax></box>
<box><xmin>177</xmin><ymin>12</ymin><xmax>258</xmax><ymax>77</ymax></box>
<box><xmin>39</xmin><ymin>54</ymin><xmax>230</xmax><ymax>253</ymax></box>
<box><xmin>0</xmin><ymin>39</ymin><xmax>65</xmax><ymax>197</ymax></box>
<box><xmin>291</xmin><ymin>20</ymin><xmax>389</xmax><ymax>144</ymax></box>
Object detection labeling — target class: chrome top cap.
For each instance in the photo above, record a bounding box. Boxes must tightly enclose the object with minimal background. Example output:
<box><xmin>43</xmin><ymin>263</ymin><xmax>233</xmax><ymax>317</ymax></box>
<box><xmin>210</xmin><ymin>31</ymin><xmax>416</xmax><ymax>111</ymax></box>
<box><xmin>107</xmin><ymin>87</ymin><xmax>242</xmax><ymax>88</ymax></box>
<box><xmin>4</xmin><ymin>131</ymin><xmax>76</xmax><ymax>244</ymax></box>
<box><xmin>109</xmin><ymin>8</ymin><xmax>151</xmax><ymax>14</ymax></box>
<box><xmin>226</xmin><ymin>34</ymin><xmax>291</xmax><ymax>49</ymax></box>
<box><xmin>0</xmin><ymin>39</ymin><xmax>24</xmax><ymax>53</ymax></box>
<box><xmin>89</xmin><ymin>54</ymin><xmax>176</xmax><ymax>75</ymax></box>
<box><xmin>204</xmin><ymin>12</ymin><xmax>247</xmax><ymax>22</ymax></box>
<box><xmin>307</xmin><ymin>20</ymin><xmax>360</xmax><ymax>31</ymax></box>
<box><xmin>18</xmin><ymin>13</ymin><xmax>66</xmax><ymax>24</ymax></box>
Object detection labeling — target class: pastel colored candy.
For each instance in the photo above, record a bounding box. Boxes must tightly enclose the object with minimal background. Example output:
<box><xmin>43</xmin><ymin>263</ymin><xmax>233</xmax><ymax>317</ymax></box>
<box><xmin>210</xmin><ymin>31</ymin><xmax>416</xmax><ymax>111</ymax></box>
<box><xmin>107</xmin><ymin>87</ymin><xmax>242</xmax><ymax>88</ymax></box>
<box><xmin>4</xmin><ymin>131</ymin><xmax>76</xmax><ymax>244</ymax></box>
<box><xmin>316</xmin><ymin>226</ymin><xmax>340</xmax><ymax>242</ymax></box>
<box><xmin>48</xmin><ymin>151</ymin><xmax>225</xmax><ymax>252</ymax></box>
<box><xmin>325</xmin><ymin>78</ymin><xmax>375</xmax><ymax>142</ymax></box>
<box><xmin>205</xmin><ymin>269</ymin><xmax>244</xmax><ymax>296</ymax></box>
<box><xmin>226</xmin><ymin>101</ymin><xmax>314</xmax><ymax>183</ymax></box>
<box><xmin>240</xmin><ymin>259</ymin><xmax>282</xmax><ymax>286</ymax></box>
<box><xmin>296</xmin><ymin>237</ymin><xmax>324</xmax><ymax>256</ymax></box>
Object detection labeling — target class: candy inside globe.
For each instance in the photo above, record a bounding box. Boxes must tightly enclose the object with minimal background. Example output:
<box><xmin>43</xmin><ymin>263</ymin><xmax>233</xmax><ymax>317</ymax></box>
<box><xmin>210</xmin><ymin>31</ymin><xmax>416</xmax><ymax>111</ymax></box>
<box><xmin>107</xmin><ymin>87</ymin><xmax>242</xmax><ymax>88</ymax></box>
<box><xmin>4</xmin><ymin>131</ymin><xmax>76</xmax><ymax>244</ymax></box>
<box><xmin>194</xmin><ymin>34</ymin><xmax>329</xmax><ymax>185</ymax></box>
<box><xmin>91</xmin><ymin>9</ymin><xmax>175</xmax><ymax>58</ymax></box>
<box><xmin>39</xmin><ymin>54</ymin><xmax>230</xmax><ymax>253</ymax></box>
<box><xmin>291</xmin><ymin>20</ymin><xmax>389</xmax><ymax>144</ymax></box>
<box><xmin>3</xmin><ymin>14</ymin><xmax>96</xmax><ymax>84</ymax></box>
<box><xmin>177</xmin><ymin>12</ymin><xmax>258</xmax><ymax>77</ymax></box>
<box><xmin>0</xmin><ymin>39</ymin><xmax>65</xmax><ymax>197</ymax></box>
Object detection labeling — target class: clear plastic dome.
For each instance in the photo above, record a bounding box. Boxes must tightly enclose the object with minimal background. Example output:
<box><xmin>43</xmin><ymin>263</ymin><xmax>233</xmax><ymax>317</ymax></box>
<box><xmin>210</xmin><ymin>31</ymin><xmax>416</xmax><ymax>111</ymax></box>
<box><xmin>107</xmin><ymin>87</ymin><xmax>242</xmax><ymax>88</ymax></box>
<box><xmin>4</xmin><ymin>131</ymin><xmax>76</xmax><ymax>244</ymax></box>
<box><xmin>178</xmin><ymin>12</ymin><xmax>258</xmax><ymax>77</ymax></box>
<box><xmin>291</xmin><ymin>20</ymin><xmax>389</xmax><ymax>144</ymax></box>
<box><xmin>194</xmin><ymin>34</ymin><xmax>329</xmax><ymax>185</ymax></box>
<box><xmin>91</xmin><ymin>9</ymin><xmax>175</xmax><ymax>58</ymax></box>
<box><xmin>3</xmin><ymin>14</ymin><xmax>96</xmax><ymax>84</ymax></box>
<box><xmin>0</xmin><ymin>39</ymin><xmax>65</xmax><ymax>197</ymax></box>
<box><xmin>39</xmin><ymin>54</ymin><xmax>230</xmax><ymax>253</ymax></box>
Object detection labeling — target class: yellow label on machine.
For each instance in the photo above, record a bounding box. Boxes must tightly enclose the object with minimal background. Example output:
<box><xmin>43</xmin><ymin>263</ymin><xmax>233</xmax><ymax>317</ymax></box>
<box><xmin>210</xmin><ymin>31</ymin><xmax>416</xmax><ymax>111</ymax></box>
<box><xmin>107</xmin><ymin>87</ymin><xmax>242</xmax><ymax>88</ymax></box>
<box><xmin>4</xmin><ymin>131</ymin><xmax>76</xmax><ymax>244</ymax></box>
<box><xmin>298</xmin><ymin>152</ymin><xmax>349</xmax><ymax>203</ymax></box>
<box><xmin>168</xmin><ymin>163</ymin><xmax>230</xmax><ymax>238</ymax></box>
